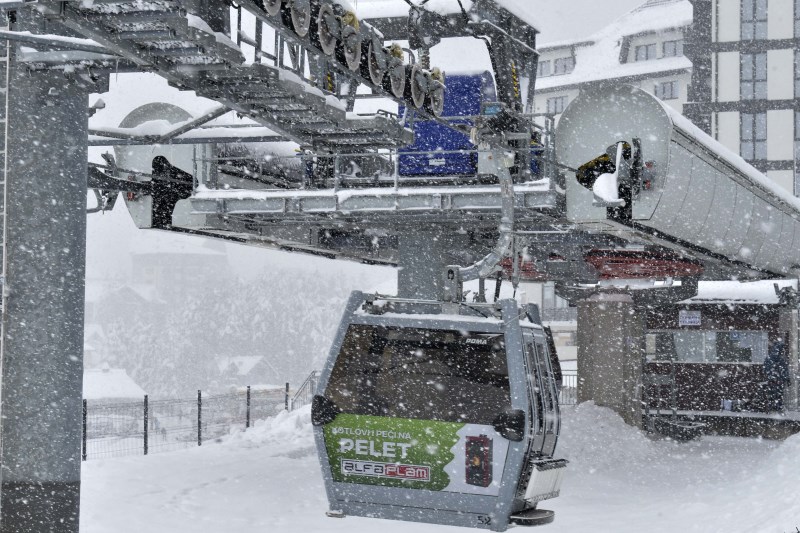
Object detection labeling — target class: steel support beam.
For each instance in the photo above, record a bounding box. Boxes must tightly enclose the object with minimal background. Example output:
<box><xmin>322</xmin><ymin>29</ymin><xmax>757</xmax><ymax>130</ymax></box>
<box><xmin>0</xmin><ymin>19</ymin><xmax>91</xmax><ymax>532</ymax></box>
<box><xmin>779</xmin><ymin>306</ymin><xmax>799</xmax><ymax>410</ymax></box>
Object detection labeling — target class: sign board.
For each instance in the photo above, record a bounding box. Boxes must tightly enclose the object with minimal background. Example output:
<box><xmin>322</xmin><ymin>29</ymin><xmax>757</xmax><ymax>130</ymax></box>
<box><xmin>645</xmin><ymin>334</ymin><xmax>657</xmax><ymax>354</ymax></box>
<box><xmin>678</xmin><ymin>310</ymin><xmax>701</xmax><ymax>327</ymax></box>
<box><xmin>323</xmin><ymin>414</ymin><xmax>509</xmax><ymax>496</ymax></box>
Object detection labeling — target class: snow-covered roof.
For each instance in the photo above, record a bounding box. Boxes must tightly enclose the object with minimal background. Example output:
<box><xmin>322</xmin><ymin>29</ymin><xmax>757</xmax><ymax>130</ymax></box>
<box><xmin>537</xmin><ymin>0</ymin><xmax>692</xmax><ymax>92</ymax></box>
<box><xmin>217</xmin><ymin>356</ymin><xmax>264</xmax><ymax>376</ymax></box>
<box><xmin>106</xmin><ymin>284</ymin><xmax>166</xmax><ymax>305</ymax></box>
<box><xmin>85</xmin><ymin>324</ymin><xmax>106</xmax><ymax>341</ymax></box>
<box><xmin>84</xmin><ymin>367</ymin><xmax>147</xmax><ymax>401</ymax></box>
<box><xmin>682</xmin><ymin>280</ymin><xmax>799</xmax><ymax>305</ymax></box>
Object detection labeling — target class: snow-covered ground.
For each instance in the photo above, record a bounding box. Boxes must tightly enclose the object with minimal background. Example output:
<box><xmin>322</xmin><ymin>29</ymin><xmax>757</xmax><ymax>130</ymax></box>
<box><xmin>81</xmin><ymin>404</ymin><xmax>800</xmax><ymax>533</ymax></box>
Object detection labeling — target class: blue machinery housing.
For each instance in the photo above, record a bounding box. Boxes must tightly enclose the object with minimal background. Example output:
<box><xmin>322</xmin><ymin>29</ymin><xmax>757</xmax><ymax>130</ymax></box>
<box><xmin>399</xmin><ymin>72</ymin><xmax>543</xmax><ymax>179</ymax></box>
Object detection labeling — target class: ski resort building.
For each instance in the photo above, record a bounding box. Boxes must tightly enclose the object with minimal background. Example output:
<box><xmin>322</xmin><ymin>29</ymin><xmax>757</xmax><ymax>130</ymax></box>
<box><xmin>536</xmin><ymin>0</ymin><xmax>800</xmax><ymax>200</ymax></box>
<box><xmin>533</xmin><ymin>0</ymin><xmax>693</xmax><ymax>120</ymax></box>
<box><xmin>685</xmin><ymin>0</ymin><xmax>800</xmax><ymax>197</ymax></box>
<box><xmin>643</xmin><ymin>280</ymin><xmax>800</xmax><ymax>436</ymax></box>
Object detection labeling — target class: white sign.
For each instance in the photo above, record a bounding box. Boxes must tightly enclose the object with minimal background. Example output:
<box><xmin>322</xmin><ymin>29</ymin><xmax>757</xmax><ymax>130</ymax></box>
<box><xmin>678</xmin><ymin>310</ymin><xmax>701</xmax><ymax>327</ymax></box>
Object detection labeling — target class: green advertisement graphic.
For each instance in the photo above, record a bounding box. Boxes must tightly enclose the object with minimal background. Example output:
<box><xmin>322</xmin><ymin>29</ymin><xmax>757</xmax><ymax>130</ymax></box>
<box><xmin>323</xmin><ymin>414</ymin><xmax>464</xmax><ymax>491</ymax></box>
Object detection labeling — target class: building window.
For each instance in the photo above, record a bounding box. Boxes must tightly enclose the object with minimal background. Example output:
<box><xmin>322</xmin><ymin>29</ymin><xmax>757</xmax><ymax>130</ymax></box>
<box><xmin>742</xmin><ymin>0</ymin><xmax>767</xmax><ymax>40</ymax></box>
<box><xmin>662</xmin><ymin>40</ymin><xmax>683</xmax><ymax>58</ymax></box>
<box><xmin>553</xmin><ymin>57</ymin><xmax>574</xmax><ymax>75</ymax></box>
<box><xmin>646</xmin><ymin>330</ymin><xmax>768</xmax><ymax>363</ymax></box>
<box><xmin>537</xmin><ymin>60</ymin><xmax>551</xmax><ymax>78</ymax></box>
<box><xmin>741</xmin><ymin>52</ymin><xmax>767</xmax><ymax>100</ymax></box>
<box><xmin>741</xmin><ymin>112</ymin><xmax>767</xmax><ymax>161</ymax></box>
<box><xmin>654</xmin><ymin>80</ymin><xmax>680</xmax><ymax>100</ymax></box>
<box><xmin>634</xmin><ymin>43</ymin><xmax>657</xmax><ymax>61</ymax></box>
<box><xmin>546</xmin><ymin>95</ymin><xmax>568</xmax><ymax>114</ymax></box>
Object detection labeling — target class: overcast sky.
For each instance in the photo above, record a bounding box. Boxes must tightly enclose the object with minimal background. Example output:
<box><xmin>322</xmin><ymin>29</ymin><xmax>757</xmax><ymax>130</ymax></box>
<box><xmin>529</xmin><ymin>0</ymin><xmax>650</xmax><ymax>44</ymax></box>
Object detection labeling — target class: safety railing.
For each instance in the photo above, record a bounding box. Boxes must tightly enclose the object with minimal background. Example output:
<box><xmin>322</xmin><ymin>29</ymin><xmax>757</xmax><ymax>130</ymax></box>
<box><xmin>559</xmin><ymin>370</ymin><xmax>578</xmax><ymax>406</ymax></box>
<box><xmin>290</xmin><ymin>370</ymin><xmax>319</xmax><ymax>411</ymax></box>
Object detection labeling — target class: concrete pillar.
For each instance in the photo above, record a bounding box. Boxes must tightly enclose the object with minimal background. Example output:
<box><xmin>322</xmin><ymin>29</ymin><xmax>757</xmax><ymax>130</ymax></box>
<box><xmin>779</xmin><ymin>307</ymin><xmax>799</xmax><ymax>410</ymax></box>
<box><xmin>0</xmin><ymin>24</ymin><xmax>89</xmax><ymax>533</ymax></box>
<box><xmin>577</xmin><ymin>293</ymin><xmax>644</xmax><ymax>428</ymax></box>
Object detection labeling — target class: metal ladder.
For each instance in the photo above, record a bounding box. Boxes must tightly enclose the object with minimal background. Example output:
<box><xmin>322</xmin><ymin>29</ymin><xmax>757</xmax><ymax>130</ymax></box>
<box><xmin>642</xmin><ymin>358</ymin><xmax>679</xmax><ymax>430</ymax></box>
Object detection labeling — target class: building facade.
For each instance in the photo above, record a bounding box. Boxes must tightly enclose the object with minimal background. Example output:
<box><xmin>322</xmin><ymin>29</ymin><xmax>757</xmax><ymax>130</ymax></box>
<box><xmin>685</xmin><ymin>0</ymin><xmax>800</xmax><ymax>196</ymax></box>
<box><xmin>533</xmin><ymin>0</ymin><xmax>693</xmax><ymax>123</ymax></box>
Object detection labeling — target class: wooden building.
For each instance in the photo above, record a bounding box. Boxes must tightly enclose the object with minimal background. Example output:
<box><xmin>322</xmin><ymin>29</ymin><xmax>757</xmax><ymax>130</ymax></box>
<box><xmin>643</xmin><ymin>280</ymin><xmax>798</xmax><ymax>436</ymax></box>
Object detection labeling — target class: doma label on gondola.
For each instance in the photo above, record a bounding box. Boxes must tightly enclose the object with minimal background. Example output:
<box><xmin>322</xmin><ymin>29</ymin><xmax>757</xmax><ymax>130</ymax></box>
<box><xmin>323</xmin><ymin>414</ymin><xmax>509</xmax><ymax>495</ymax></box>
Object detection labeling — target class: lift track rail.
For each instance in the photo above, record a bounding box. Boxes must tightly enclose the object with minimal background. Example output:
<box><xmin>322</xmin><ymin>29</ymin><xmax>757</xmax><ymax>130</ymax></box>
<box><xmin>35</xmin><ymin>0</ymin><xmax>413</xmax><ymax>149</ymax></box>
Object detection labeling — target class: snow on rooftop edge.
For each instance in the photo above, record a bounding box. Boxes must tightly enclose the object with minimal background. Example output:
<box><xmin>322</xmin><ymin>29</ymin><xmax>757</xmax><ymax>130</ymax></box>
<box><xmin>658</xmin><ymin>96</ymin><xmax>800</xmax><ymax>214</ymax></box>
<box><xmin>536</xmin><ymin>0</ymin><xmax>692</xmax><ymax>91</ymax></box>
<box><xmin>683</xmin><ymin>279</ymin><xmax>798</xmax><ymax>305</ymax></box>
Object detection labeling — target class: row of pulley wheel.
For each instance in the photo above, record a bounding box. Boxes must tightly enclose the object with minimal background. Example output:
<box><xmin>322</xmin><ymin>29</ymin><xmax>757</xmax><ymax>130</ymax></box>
<box><xmin>259</xmin><ymin>0</ymin><xmax>446</xmax><ymax>117</ymax></box>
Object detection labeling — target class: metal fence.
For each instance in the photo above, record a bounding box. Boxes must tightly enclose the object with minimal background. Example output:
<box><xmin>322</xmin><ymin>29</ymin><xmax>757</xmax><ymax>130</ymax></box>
<box><xmin>83</xmin><ymin>369</ymin><xmax>575</xmax><ymax>460</ymax></box>
<box><xmin>83</xmin><ymin>379</ymin><xmax>316</xmax><ymax>460</ymax></box>
<box><xmin>559</xmin><ymin>370</ymin><xmax>578</xmax><ymax>406</ymax></box>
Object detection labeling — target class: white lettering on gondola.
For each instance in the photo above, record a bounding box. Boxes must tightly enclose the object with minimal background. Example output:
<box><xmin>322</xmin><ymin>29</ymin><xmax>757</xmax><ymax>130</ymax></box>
<box><xmin>338</xmin><ymin>438</ymin><xmax>412</xmax><ymax>459</ymax></box>
<box><xmin>330</xmin><ymin>427</ymin><xmax>412</xmax><ymax>440</ymax></box>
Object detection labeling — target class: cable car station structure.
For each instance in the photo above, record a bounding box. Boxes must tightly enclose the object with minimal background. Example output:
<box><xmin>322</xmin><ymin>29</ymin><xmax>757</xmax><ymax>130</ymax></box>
<box><xmin>0</xmin><ymin>0</ymin><xmax>798</xmax><ymax>531</ymax></box>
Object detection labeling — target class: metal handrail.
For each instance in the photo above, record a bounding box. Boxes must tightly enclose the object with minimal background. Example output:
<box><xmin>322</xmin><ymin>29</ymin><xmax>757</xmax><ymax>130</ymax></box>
<box><xmin>290</xmin><ymin>370</ymin><xmax>319</xmax><ymax>410</ymax></box>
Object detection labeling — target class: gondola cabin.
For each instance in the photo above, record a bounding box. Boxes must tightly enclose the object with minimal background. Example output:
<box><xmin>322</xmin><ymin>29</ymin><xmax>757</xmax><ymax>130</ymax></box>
<box><xmin>312</xmin><ymin>292</ymin><xmax>566</xmax><ymax>531</ymax></box>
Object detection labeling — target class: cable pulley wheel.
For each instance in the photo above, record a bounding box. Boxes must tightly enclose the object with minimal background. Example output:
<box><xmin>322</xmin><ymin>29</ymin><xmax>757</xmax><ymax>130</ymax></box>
<box><xmin>384</xmin><ymin>60</ymin><xmax>406</xmax><ymax>99</ymax></box>
<box><xmin>338</xmin><ymin>25</ymin><xmax>361</xmax><ymax>72</ymax></box>
<box><xmin>316</xmin><ymin>3</ymin><xmax>337</xmax><ymax>56</ymax></box>
<box><xmin>425</xmin><ymin>80</ymin><xmax>445</xmax><ymax>117</ymax></box>
<box><xmin>406</xmin><ymin>64</ymin><xmax>427</xmax><ymax>109</ymax></box>
<box><xmin>262</xmin><ymin>0</ymin><xmax>281</xmax><ymax>16</ymax></box>
<box><xmin>363</xmin><ymin>38</ymin><xmax>387</xmax><ymax>86</ymax></box>
<box><xmin>287</xmin><ymin>0</ymin><xmax>312</xmax><ymax>38</ymax></box>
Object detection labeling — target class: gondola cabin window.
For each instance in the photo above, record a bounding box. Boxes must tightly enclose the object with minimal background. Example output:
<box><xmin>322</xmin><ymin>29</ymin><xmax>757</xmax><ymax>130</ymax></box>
<box><xmin>326</xmin><ymin>325</ymin><xmax>511</xmax><ymax>425</ymax></box>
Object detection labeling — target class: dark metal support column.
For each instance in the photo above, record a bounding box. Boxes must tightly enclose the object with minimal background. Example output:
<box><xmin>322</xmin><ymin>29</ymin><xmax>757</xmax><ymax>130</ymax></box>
<box><xmin>143</xmin><ymin>395</ymin><xmax>149</xmax><ymax>455</ymax></box>
<box><xmin>197</xmin><ymin>390</ymin><xmax>202</xmax><ymax>446</ymax></box>
<box><xmin>82</xmin><ymin>401</ymin><xmax>88</xmax><ymax>462</ymax></box>
<box><xmin>0</xmin><ymin>14</ymin><xmax>91</xmax><ymax>532</ymax></box>
<box><xmin>779</xmin><ymin>307</ymin><xmax>799</xmax><ymax>410</ymax></box>
<box><xmin>246</xmin><ymin>385</ymin><xmax>251</xmax><ymax>428</ymax></box>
